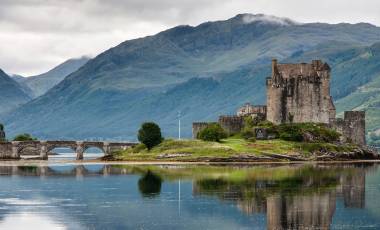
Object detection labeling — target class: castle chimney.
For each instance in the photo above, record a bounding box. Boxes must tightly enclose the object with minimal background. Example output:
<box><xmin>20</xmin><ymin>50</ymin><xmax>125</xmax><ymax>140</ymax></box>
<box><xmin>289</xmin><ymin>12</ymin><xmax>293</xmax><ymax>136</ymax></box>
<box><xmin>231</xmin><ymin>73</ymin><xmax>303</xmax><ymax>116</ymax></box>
<box><xmin>272</xmin><ymin>59</ymin><xmax>278</xmax><ymax>75</ymax></box>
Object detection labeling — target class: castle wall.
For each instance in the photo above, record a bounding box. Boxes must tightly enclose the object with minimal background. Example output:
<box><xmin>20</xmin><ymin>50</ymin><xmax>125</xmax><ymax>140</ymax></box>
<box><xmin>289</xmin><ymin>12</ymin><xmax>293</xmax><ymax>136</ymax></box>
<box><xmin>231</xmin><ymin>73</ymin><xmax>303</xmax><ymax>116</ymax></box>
<box><xmin>218</xmin><ymin>116</ymin><xmax>244</xmax><ymax>135</ymax></box>
<box><xmin>266</xmin><ymin>60</ymin><xmax>336</xmax><ymax>124</ymax></box>
<box><xmin>329</xmin><ymin>111</ymin><xmax>366</xmax><ymax>146</ymax></box>
<box><xmin>266</xmin><ymin>77</ymin><xmax>285</xmax><ymax>124</ymax></box>
<box><xmin>0</xmin><ymin>142</ymin><xmax>14</xmax><ymax>159</ymax></box>
<box><xmin>192</xmin><ymin>122</ymin><xmax>211</xmax><ymax>139</ymax></box>
<box><xmin>343</xmin><ymin>111</ymin><xmax>366</xmax><ymax>145</ymax></box>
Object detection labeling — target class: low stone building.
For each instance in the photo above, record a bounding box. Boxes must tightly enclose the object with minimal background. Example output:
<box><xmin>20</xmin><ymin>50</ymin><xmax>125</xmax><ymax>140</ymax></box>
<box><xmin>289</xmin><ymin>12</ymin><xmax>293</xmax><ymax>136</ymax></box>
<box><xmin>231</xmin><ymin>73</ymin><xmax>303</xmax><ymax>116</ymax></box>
<box><xmin>237</xmin><ymin>103</ymin><xmax>267</xmax><ymax>118</ymax></box>
<box><xmin>218</xmin><ymin>116</ymin><xmax>244</xmax><ymax>136</ymax></box>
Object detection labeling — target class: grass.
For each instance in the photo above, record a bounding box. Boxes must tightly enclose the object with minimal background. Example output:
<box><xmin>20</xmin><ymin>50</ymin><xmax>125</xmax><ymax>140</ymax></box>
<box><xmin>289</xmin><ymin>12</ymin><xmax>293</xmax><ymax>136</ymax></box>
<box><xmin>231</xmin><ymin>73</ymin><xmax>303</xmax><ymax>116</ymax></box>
<box><xmin>115</xmin><ymin>137</ymin><xmax>357</xmax><ymax>161</ymax></box>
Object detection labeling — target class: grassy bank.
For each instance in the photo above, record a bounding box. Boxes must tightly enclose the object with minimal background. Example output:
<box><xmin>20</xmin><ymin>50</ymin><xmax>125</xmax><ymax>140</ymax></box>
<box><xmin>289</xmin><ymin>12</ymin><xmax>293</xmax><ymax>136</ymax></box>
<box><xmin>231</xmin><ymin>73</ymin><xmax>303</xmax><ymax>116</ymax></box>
<box><xmin>114</xmin><ymin>137</ymin><xmax>357</xmax><ymax>161</ymax></box>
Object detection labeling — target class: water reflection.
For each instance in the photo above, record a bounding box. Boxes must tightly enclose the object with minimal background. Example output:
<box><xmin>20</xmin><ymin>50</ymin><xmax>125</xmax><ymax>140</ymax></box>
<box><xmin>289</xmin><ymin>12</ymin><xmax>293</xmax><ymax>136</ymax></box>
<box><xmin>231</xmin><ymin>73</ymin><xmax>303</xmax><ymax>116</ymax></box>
<box><xmin>0</xmin><ymin>163</ymin><xmax>378</xmax><ymax>229</ymax></box>
<box><xmin>138</xmin><ymin>171</ymin><xmax>162</xmax><ymax>197</ymax></box>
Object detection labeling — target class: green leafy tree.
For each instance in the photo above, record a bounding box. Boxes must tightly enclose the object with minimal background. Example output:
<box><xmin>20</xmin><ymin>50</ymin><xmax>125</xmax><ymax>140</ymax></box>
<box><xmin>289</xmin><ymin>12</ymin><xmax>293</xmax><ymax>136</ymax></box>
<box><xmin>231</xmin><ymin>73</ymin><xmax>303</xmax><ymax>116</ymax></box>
<box><xmin>197</xmin><ymin>123</ymin><xmax>227</xmax><ymax>142</ymax></box>
<box><xmin>0</xmin><ymin>123</ymin><xmax>4</xmax><ymax>131</ymax></box>
<box><xmin>13</xmin><ymin>133</ymin><xmax>37</xmax><ymax>141</ymax></box>
<box><xmin>138</xmin><ymin>171</ymin><xmax>162</xmax><ymax>197</ymax></box>
<box><xmin>138</xmin><ymin>122</ymin><xmax>163</xmax><ymax>150</ymax></box>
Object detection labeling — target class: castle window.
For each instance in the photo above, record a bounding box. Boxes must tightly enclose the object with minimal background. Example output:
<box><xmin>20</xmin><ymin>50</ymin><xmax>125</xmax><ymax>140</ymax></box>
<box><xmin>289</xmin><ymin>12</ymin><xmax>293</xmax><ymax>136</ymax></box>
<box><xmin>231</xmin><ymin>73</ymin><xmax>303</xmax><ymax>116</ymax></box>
<box><xmin>287</xmin><ymin>78</ymin><xmax>295</xmax><ymax>97</ymax></box>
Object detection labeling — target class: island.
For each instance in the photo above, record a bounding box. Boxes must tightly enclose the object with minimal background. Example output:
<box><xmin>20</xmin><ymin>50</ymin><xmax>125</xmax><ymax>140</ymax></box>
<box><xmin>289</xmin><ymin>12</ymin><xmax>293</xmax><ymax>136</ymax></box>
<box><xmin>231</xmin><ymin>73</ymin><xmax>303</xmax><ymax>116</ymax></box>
<box><xmin>1</xmin><ymin>60</ymin><xmax>378</xmax><ymax>162</ymax></box>
<box><xmin>113</xmin><ymin>60</ymin><xmax>379</xmax><ymax>162</ymax></box>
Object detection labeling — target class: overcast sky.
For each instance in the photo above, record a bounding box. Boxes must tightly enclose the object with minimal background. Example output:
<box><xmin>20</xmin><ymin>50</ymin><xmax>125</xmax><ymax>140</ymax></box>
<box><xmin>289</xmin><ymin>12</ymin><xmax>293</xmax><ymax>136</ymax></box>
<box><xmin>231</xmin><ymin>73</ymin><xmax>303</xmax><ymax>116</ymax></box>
<box><xmin>1</xmin><ymin>0</ymin><xmax>380</xmax><ymax>76</ymax></box>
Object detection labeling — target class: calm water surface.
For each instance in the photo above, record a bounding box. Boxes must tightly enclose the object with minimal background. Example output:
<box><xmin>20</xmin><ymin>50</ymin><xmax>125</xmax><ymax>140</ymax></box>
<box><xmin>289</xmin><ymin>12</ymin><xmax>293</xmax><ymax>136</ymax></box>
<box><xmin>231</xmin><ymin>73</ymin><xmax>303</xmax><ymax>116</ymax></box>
<box><xmin>0</xmin><ymin>163</ymin><xmax>380</xmax><ymax>229</ymax></box>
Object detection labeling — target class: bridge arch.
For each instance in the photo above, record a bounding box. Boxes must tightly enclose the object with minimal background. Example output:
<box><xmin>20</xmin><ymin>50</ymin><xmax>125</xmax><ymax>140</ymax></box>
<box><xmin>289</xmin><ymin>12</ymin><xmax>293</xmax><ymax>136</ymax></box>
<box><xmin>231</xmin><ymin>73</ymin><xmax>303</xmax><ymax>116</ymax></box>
<box><xmin>3</xmin><ymin>140</ymin><xmax>136</xmax><ymax>160</ymax></box>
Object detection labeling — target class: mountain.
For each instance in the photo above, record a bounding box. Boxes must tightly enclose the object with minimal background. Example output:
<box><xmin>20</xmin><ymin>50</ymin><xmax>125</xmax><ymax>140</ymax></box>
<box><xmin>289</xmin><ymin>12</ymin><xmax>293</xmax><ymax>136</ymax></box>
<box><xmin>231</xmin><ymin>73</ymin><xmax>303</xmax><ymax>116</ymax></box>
<box><xmin>4</xmin><ymin>14</ymin><xmax>380</xmax><ymax>140</ymax></box>
<box><xmin>10</xmin><ymin>74</ymin><xmax>34</xmax><ymax>98</ymax></box>
<box><xmin>21</xmin><ymin>57</ymin><xmax>90</xmax><ymax>98</ymax></box>
<box><xmin>0</xmin><ymin>69</ymin><xmax>31</xmax><ymax>115</ymax></box>
<box><xmin>11</xmin><ymin>74</ymin><xmax>25</xmax><ymax>82</ymax></box>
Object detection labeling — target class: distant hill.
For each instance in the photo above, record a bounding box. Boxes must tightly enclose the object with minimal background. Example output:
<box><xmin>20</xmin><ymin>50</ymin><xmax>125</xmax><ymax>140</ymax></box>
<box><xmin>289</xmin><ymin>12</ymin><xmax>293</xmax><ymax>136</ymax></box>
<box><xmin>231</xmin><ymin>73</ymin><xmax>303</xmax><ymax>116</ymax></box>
<box><xmin>0</xmin><ymin>69</ymin><xmax>31</xmax><ymax>115</ymax></box>
<box><xmin>21</xmin><ymin>57</ymin><xmax>90</xmax><ymax>98</ymax></box>
<box><xmin>4</xmin><ymin>14</ymin><xmax>380</xmax><ymax>140</ymax></box>
<box><xmin>10</xmin><ymin>74</ymin><xmax>34</xmax><ymax>98</ymax></box>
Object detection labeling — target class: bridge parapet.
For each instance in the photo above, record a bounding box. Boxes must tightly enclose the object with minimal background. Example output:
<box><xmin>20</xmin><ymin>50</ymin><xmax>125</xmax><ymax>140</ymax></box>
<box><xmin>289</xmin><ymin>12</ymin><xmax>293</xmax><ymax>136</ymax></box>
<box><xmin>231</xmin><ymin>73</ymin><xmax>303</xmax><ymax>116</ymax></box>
<box><xmin>0</xmin><ymin>140</ymin><xmax>137</xmax><ymax>160</ymax></box>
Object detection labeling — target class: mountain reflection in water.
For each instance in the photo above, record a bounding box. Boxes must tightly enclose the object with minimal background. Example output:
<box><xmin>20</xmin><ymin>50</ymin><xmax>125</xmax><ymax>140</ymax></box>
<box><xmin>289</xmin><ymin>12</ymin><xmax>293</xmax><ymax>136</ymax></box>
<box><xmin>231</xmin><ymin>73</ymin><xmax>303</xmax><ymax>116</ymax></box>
<box><xmin>0</xmin><ymin>163</ymin><xmax>378</xmax><ymax>229</ymax></box>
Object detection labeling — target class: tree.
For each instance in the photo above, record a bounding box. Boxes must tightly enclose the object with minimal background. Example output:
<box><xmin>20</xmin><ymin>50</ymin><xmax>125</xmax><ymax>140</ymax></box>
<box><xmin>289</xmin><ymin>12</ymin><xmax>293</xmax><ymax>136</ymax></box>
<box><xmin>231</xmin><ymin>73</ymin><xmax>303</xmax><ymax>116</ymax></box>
<box><xmin>197</xmin><ymin>123</ymin><xmax>227</xmax><ymax>142</ymax></box>
<box><xmin>138</xmin><ymin>171</ymin><xmax>162</xmax><ymax>197</ymax></box>
<box><xmin>13</xmin><ymin>133</ymin><xmax>37</xmax><ymax>141</ymax></box>
<box><xmin>138</xmin><ymin>122</ymin><xmax>163</xmax><ymax>150</ymax></box>
<box><xmin>0</xmin><ymin>123</ymin><xmax>4</xmax><ymax>131</ymax></box>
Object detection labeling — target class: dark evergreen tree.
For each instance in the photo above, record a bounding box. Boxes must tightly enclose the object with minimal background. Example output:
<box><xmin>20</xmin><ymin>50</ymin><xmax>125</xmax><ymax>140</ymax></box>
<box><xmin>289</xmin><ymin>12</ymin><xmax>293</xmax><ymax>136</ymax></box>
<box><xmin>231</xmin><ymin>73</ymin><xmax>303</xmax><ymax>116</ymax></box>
<box><xmin>137</xmin><ymin>122</ymin><xmax>163</xmax><ymax>150</ymax></box>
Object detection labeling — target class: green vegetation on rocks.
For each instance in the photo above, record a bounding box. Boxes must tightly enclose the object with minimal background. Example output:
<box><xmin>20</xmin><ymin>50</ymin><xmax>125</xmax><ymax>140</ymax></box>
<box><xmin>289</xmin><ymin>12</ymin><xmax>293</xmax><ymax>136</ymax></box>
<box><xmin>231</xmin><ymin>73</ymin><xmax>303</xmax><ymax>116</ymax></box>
<box><xmin>115</xmin><ymin>137</ymin><xmax>357</xmax><ymax>161</ymax></box>
<box><xmin>197</xmin><ymin>123</ymin><xmax>227</xmax><ymax>142</ymax></box>
<box><xmin>13</xmin><ymin>133</ymin><xmax>37</xmax><ymax>141</ymax></box>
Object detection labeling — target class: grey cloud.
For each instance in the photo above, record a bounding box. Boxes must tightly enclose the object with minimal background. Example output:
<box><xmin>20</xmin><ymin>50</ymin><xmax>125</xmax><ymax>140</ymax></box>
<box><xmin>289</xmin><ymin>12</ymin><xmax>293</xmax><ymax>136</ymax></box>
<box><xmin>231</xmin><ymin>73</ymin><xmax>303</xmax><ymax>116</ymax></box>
<box><xmin>0</xmin><ymin>0</ymin><xmax>379</xmax><ymax>75</ymax></box>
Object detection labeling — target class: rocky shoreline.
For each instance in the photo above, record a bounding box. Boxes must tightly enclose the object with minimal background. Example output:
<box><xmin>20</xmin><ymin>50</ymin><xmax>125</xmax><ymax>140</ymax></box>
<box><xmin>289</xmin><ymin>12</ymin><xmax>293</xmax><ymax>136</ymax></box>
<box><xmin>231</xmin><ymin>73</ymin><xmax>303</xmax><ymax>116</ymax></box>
<box><xmin>103</xmin><ymin>146</ymin><xmax>379</xmax><ymax>162</ymax></box>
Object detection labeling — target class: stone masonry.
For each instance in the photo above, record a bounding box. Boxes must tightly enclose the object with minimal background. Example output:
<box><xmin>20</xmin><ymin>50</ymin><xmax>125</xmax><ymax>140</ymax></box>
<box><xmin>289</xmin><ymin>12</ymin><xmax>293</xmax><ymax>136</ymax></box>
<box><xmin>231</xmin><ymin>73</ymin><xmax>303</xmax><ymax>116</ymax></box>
<box><xmin>329</xmin><ymin>111</ymin><xmax>366</xmax><ymax>145</ymax></box>
<box><xmin>266</xmin><ymin>59</ymin><xmax>336</xmax><ymax>124</ymax></box>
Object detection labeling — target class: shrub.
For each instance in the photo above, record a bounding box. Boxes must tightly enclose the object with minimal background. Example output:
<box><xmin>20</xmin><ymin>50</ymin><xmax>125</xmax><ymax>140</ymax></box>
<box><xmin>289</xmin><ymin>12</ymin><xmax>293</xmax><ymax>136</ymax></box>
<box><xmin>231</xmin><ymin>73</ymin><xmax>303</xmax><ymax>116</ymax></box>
<box><xmin>241</xmin><ymin>129</ymin><xmax>255</xmax><ymax>140</ymax></box>
<box><xmin>276</xmin><ymin>123</ymin><xmax>341</xmax><ymax>143</ymax></box>
<box><xmin>13</xmin><ymin>133</ymin><xmax>37</xmax><ymax>141</ymax></box>
<box><xmin>247</xmin><ymin>137</ymin><xmax>256</xmax><ymax>143</ymax></box>
<box><xmin>133</xmin><ymin>143</ymin><xmax>147</xmax><ymax>152</ymax></box>
<box><xmin>243</xmin><ymin>116</ymin><xmax>255</xmax><ymax>128</ymax></box>
<box><xmin>138</xmin><ymin>122</ymin><xmax>163</xmax><ymax>150</ymax></box>
<box><xmin>277</xmin><ymin>124</ymin><xmax>304</xmax><ymax>142</ymax></box>
<box><xmin>198</xmin><ymin>123</ymin><xmax>227</xmax><ymax>142</ymax></box>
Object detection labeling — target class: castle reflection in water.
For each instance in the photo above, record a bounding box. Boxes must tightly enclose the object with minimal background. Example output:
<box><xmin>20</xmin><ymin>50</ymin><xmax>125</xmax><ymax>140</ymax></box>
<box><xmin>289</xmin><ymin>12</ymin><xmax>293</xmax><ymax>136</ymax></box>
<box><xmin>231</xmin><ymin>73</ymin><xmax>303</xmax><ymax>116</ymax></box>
<box><xmin>0</xmin><ymin>163</ymin><xmax>374</xmax><ymax>229</ymax></box>
<box><xmin>192</xmin><ymin>164</ymin><xmax>370</xmax><ymax>230</ymax></box>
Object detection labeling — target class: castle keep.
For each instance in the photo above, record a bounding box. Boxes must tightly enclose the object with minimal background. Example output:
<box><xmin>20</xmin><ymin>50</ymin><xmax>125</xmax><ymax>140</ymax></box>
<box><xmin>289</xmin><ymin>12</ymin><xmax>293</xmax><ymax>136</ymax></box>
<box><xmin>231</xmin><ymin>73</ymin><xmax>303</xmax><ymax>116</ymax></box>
<box><xmin>193</xmin><ymin>60</ymin><xmax>366</xmax><ymax>145</ymax></box>
<box><xmin>266</xmin><ymin>60</ymin><xmax>336</xmax><ymax>124</ymax></box>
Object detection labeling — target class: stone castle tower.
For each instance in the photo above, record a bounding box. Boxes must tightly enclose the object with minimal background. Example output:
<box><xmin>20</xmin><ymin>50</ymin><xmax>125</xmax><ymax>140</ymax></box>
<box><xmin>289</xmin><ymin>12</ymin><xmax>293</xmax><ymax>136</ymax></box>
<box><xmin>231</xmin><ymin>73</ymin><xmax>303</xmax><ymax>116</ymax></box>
<box><xmin>266</xmin><ymin>59</ymin><xmax>336</xmax><ymax>124</ymax></box>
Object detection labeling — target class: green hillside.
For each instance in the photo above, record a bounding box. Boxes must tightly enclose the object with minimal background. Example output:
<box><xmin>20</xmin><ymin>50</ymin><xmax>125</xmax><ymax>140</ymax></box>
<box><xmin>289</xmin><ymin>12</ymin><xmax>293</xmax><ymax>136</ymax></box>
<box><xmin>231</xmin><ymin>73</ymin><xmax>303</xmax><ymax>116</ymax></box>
<box><xmin>3</xmin><ymin>14</ymin><xmax>380</xmax><ymax>140</ymax></box>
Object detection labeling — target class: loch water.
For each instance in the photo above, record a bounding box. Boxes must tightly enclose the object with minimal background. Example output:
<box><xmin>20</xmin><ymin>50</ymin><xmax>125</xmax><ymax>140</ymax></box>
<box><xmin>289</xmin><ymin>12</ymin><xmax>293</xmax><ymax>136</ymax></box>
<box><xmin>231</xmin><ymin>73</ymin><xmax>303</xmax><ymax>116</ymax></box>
<box><xmin>0</xmin><ymin>163</ymin><xmax>380</xmax><ymax>229</ymax></box>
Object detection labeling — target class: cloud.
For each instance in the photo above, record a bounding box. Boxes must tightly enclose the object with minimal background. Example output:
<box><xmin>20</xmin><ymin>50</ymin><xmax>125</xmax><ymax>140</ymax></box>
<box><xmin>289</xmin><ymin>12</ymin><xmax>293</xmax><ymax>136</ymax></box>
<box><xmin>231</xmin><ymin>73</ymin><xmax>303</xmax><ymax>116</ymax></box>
<box><xmin>0</xmin><ymin>0</ymin><xmax>379</xmax><ymax>76</ymax></box>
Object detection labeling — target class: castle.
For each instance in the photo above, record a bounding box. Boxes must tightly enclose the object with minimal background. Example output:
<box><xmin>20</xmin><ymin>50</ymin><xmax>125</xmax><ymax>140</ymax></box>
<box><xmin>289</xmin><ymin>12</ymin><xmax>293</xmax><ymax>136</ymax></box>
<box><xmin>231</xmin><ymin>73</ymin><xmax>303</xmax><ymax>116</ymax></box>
<box><xmin>193</xmin><ymin>60</ymin><xmax>366</xmax><ymax>145</ymax></box>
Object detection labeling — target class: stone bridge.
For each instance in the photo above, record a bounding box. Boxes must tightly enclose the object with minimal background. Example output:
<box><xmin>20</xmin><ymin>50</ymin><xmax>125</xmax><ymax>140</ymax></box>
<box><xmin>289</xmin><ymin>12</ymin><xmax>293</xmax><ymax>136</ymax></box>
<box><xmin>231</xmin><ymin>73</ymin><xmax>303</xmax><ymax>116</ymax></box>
<box><xmin>0</xmin><ymin>140</ymin><xmax>137</xmax><ymax>160</ymax></box>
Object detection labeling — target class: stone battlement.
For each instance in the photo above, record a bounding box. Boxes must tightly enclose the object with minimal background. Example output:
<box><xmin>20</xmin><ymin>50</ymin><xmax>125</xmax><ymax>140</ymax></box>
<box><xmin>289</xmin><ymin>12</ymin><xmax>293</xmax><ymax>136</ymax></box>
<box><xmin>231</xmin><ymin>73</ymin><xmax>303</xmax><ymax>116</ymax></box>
<box><xmin>218</xmin><ymin>116</ymin><xmax>244</xmax><ymax>135</ymax></box>
<box><xmin>330</xmin><ymin>111</ymin><xmax>366</xmax><ymax>145</ymax></box>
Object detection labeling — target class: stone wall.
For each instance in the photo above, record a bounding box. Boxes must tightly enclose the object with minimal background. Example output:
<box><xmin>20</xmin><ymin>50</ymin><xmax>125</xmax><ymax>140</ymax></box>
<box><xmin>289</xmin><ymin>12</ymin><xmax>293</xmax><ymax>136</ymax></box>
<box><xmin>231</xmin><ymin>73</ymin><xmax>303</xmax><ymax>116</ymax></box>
<box><xmin>192</xmin><ymin>117</ymin><xmax>244</xmax><ymax>139</ymax></box>
<box><xmin>329</xmin><ymin>111</ymin><xmax>366</xmax><ymax>146</ymax></box>
<box><xmin>192</xmin><ymin>122</ymin><xmax>212</xmax><ymax>139</ymax></box>
<box><xmin>267</xmin><ymin>59</ymin><xmax>336</xmax><ymax>124</ymax></box>
<box><xmin>218</xmin><ymin>116</ymin><xmax>244</xmax><ymax>135</ymax></box>
<box><xmin>237</xmin><ymin>103</ymin><xmax>267</xmax><ymax>117</ymax></box>
<box><xmin>0</xmin><ymin>142</ymin><xmax>14</xmax><ymax>159</ymax></box>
